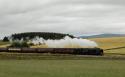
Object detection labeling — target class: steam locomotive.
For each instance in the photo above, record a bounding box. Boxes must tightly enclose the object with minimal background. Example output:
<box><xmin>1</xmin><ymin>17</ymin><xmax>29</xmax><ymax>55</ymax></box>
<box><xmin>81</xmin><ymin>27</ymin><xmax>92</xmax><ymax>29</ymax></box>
<box><xmin>0</xmin><ymin>48</ymin><xmax>103</xmax><ymax>56</ymax></box>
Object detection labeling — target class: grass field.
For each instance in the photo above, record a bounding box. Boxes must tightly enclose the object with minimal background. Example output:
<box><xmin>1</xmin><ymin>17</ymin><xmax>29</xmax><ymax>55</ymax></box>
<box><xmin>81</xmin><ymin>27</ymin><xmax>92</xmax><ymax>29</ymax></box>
<box><xmin>90</xmin><ymin>37</ymin><xmax>125</xmax><ymax>49</ymax></box>
<box><xmin>0</xmin><ymin>38</ymin><xmax>125</xmax><ymax>77</ymax></box>
<box><xmin>0</xmin><ymin>59</ymin><xmax>125</xmax><ymax>77</ymax></box>
<box><xmin>0</xmin><ymin>40</ymin><xmax>10</xmax><ymax>48</ymax></box>
<box><xmin>90</xmin><ymin>37</ymin><xmax>125</xmax><ymax>55</ymax></box>
<box><xmin>0</xmin><ymin>40</ymin><xmax>9</xmax><ymax>45</ymax></box>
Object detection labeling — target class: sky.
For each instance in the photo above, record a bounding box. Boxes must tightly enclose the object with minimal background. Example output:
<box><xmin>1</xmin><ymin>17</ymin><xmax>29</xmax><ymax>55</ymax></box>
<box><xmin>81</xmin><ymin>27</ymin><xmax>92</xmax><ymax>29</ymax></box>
<box><xmin>0</xmin><ymin>0</ymin><xmax>125</xmax><ymax>38</ymax></box>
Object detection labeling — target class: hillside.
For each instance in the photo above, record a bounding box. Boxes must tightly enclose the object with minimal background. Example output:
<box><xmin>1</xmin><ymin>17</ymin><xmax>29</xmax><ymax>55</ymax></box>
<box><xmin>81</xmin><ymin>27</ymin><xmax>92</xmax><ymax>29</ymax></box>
<box><xmin>0</xmin><ymin>40</ymin><xmax>10</xmax><ymax>48</ymax></box>
<box><xmin>80</xmin><ymin>33</ymin><xmax>125</xmax><ymax>38</ymax></box>
<box><xmin>90</xmin><ymin>37</ymin><xmax>125</xmax><ymax>55</ymax></box>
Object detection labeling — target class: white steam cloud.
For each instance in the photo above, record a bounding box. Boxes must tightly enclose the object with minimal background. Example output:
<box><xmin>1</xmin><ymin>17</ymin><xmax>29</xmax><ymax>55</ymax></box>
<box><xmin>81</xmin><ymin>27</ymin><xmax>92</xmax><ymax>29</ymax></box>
<box><xmin>31</xmin><ymin>36</ymin><xmax>98</xmax><ymax>48</ymax></box>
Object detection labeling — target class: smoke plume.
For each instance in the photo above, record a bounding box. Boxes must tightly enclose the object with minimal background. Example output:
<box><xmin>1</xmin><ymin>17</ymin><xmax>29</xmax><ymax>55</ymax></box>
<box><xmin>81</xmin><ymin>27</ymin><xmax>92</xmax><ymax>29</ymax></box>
<box><xmin>31</xmin><ymin>36</ymin><xmax>98</xmax><ymax>48</ymax></box>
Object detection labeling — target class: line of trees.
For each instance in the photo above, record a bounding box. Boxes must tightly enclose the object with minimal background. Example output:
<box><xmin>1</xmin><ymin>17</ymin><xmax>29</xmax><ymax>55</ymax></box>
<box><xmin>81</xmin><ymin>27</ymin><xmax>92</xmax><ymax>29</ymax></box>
<box><xmin>3</xmin><ymin>32</ymin><xmax>75</xmax><ymax>41</ymax></box>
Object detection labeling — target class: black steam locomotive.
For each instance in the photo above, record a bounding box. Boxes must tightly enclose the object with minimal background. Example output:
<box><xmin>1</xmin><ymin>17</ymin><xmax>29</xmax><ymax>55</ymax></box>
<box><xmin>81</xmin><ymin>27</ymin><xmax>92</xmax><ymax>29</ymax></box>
<box><xmin>0</xmin><ymin>48</ymin><xmax>103</xmax><ymax>56</ymax></box>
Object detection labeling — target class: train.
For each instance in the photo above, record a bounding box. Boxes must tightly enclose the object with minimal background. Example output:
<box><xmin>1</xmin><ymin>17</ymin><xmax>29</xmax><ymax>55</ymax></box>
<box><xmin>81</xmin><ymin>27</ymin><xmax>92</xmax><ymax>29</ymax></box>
<box><xmin>0</xmin><ymin>48</ymin><xmax>103</xmax><ymax>56</ymax></box>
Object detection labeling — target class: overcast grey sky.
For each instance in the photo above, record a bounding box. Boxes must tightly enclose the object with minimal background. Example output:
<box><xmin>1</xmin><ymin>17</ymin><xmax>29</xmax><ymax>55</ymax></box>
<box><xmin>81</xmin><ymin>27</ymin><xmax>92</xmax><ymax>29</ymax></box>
<box><xmin>0</xmin><ymin>0</ymin><xmax>125</xmax><ymax>38</ymax></box>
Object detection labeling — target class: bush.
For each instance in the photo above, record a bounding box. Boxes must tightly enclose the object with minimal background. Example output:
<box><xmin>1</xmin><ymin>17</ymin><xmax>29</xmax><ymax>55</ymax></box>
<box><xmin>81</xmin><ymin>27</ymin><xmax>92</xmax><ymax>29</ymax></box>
<box><xmin>10</xmin><ymin>41</ymin><xmax>29</xmax><ymax>48</ymax></box>
<box><xmin>20</xmin><ymin>41</ymin><xmax>29</xmax><ymax>47</ymax></box>
<box><xmin>10</xmin><ymin>41</ymin><xmax>21</xmax><ymax>47</ymax></box>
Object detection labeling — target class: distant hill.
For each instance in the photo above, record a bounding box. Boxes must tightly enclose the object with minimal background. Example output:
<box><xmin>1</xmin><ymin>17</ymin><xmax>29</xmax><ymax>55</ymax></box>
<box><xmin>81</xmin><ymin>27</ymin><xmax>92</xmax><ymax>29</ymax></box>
<box><xmin>79</xmin><ymin>34</ymin><xmax>125</xmax><ymax>38</ymax></box>
<box><xmin>4</xmin><ymin>32</ymin><xmax>74</xmax><ymax>41</ymax></box>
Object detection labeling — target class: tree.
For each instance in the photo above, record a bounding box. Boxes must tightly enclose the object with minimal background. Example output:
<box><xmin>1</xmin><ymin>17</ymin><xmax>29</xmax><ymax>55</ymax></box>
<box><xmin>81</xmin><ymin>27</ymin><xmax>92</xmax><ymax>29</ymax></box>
<box><xmin>10</xmin><ymin>41</ymin><xmax>29</xmax><ymax>48</ymax></box>
<box><xmin>3</xmin><ymin>37</ymin><xmax>9</xmax><ymax>42</ymax></box>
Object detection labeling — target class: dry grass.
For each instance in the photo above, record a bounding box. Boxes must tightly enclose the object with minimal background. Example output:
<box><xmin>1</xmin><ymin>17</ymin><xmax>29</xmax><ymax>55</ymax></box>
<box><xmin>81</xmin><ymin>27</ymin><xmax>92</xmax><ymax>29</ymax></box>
<box><xmin>0</xmin><ymin>41</ymin><xmax>10</xmax><ymax>48</ymax></box>
<box><xmin>90</xmin><ymin>37</ymin><xmax>125</xmax><ymax>49</ymax></box>
<box><xmin>90</xmin><ymin>37</ymin><xmax>125</xmax><ymax>55</ymax></box>
<box><xmin>31</xmin><ymin>45</ymin><xmax>48</xmax><ymax>48</ymax></box>
<box><xmin>0</xmin><ymin>41</ymin><xmax>9</xmax><ymax>45</ymax></box>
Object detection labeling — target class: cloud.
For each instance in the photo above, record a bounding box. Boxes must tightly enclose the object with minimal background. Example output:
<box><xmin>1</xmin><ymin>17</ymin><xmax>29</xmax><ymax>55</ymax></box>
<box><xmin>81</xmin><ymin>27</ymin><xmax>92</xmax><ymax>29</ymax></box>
<box><xmin>0</xmin><ymin>0</ymin><xmax>125</xmax><ymax>38</ymax></box>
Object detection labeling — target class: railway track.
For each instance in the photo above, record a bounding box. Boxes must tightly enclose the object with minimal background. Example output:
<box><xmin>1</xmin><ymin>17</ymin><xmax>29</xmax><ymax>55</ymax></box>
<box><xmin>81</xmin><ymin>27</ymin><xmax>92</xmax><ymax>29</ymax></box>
<box><xmin>104</xmin><ymin>46</ymin><xmax>125</xmax><ymax>51</ymax></box>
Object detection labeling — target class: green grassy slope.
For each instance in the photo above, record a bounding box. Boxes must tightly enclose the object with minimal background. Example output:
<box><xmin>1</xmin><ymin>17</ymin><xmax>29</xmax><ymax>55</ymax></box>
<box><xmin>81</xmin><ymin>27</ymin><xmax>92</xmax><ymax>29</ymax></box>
<box><xmin>0</xmin><ymin>40</ymin><xmax>9</xmax><ymax>45</ymax></box>
<box><xmin>0</xmin><ymin>40</ymin><xmax>10</xmax><ymax>48</ymax></box>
